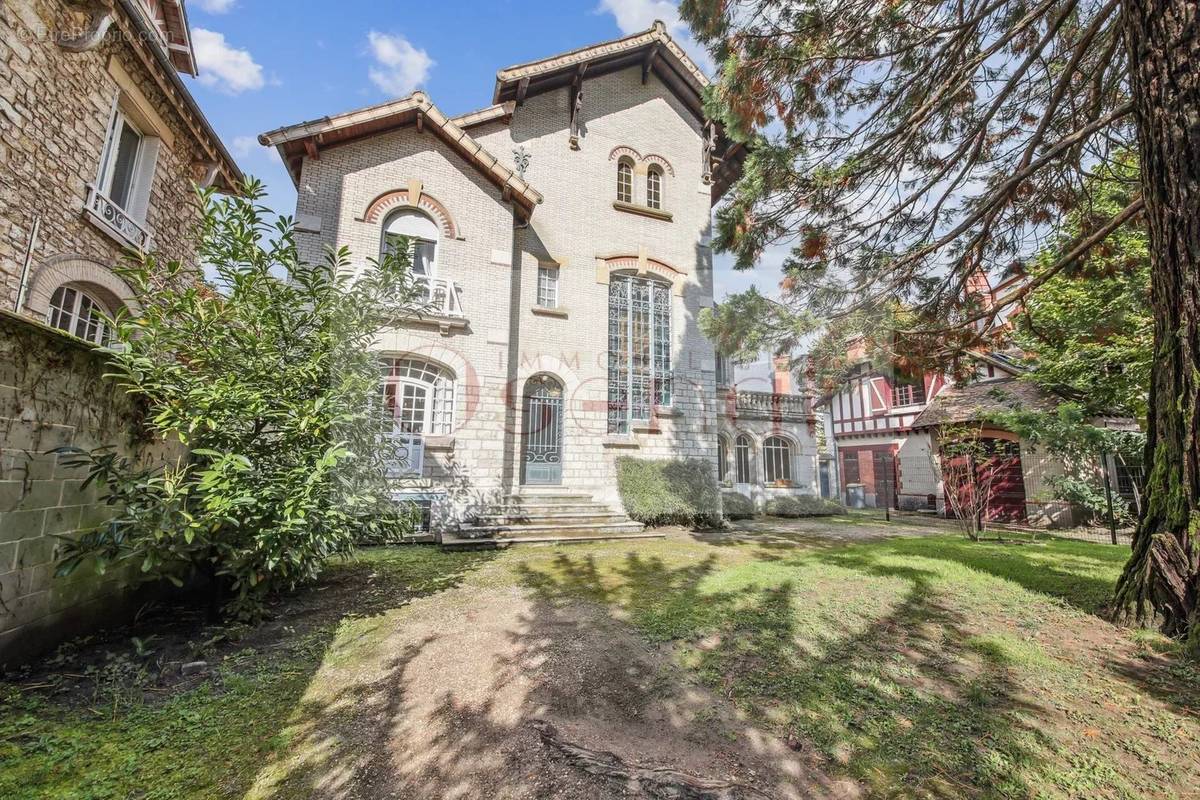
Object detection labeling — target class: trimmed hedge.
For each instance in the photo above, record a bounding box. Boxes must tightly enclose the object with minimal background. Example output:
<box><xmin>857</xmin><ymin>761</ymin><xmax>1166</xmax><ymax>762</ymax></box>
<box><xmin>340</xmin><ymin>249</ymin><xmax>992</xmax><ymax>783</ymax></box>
<box><xmin>721</xmin><ymin>491</ymin><xmax>755</xmax><ymax>519</ymax></box>
<box><xmin>615</xmin><ymin>457</ymin><xmax>722</xmax><ymax>528</ymax></box>
<box><xmin>764</xmin><ymin>495</ymin><xmax>846</xmax><ymax>518</ymax></box>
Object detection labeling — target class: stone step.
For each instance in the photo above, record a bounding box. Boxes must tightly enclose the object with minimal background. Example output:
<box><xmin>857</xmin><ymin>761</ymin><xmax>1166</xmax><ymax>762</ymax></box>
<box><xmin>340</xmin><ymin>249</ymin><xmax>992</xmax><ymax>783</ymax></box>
<box><xmin>441</xmin><ymin>529</ymin><xmax>663</xmax><ymax>550</ymax></box>
<box><xmin>508</xmin><ymin>493</ymin><xmax>595</xmax><ymax>505</ymax></box>
<box><xmin>475</xmin><ymin>512</ymin><xmax>631</xmax><ymax>526</ymax></box>
<box><xmin>456</xmin><ymin>520</ymin><xmax>646</xmax><ymax>539</ymax></box>
<box><xmin>478</xmin><ymin>503</ymin><xmax>613</xmax><ymax>515</ymax></box>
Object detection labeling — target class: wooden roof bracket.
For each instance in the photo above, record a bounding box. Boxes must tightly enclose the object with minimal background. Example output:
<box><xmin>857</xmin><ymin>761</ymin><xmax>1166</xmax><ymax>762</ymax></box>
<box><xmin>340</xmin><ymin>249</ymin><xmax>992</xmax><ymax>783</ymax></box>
<box><xmin>568</xmin><ymin>63</ymin><xmax>588</xmax><ymax>150</ymax></box>
<box><xmin>515</xmin><ymin>77</ymin><xmax>530</xmax><ymax>106</ymax></box>
<box><xmin>641</xmin><ymin>43</ymin><xmax>660</xmax><ymax>85</ymax></box>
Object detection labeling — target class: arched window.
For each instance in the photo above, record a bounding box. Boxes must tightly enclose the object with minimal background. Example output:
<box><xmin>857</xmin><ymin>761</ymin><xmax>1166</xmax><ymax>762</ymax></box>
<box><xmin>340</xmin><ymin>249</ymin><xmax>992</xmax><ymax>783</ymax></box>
<box><xmin>46</xmin><ymin>285</ymin><xmax>111</xmax><ymax>344</ymax></box>
<box><xmin>379</xmin><ymin>357</ymin><xmax>456</xmax><ymax>475</ymax></box>
<box><xmin>717</xmin><ymin>435</ymin><xmax>731</xmax><ymax>483</ymax></box>
<box><xmin>735</xmin><ymin>434</ymin><xmax>753</xmax><ymax>484</ymax></box>
<box><xmin>607</xmin><ymin>274</ymin><xmax>672</xmax><ymax>433</ymax></box>
<box><xmin>646</xmin><ymin>166</ymin><xmax>663</xmax><ymax>209</ymax></box>
<box><xmin>616</xmin><ymin>159</ymin><xmax>634</xmax><ymax>204</ymax></box>
<box><xmin>381</xmin><ymin>209</ymin><xmax>438</xmax><ymax>278</ymax></box>
<box><xmin>763</xmin><ymin>436</ymin><xmax>794</xmax><ymax>484</ymax></box>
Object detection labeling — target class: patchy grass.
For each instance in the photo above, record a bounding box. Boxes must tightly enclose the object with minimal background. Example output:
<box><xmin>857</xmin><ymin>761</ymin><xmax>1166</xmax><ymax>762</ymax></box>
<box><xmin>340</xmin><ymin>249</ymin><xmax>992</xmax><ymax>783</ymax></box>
<box><xmin>2</xmin><ymin>529</ymin><xmax>1198</xmax><ymax>799</ymax></box>
<box><xmin>0</xmin><ymin>547</ymin><xmax>490</xmax><ymax>800</ymax></box>
<box><xmin>513</xmin><ymin>532</ymin><xmax>1200</xmax><ymax>799</ymax></box>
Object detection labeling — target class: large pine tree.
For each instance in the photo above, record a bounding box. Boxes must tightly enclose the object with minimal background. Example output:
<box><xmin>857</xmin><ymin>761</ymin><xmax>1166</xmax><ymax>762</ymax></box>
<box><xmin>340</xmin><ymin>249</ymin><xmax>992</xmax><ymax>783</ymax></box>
<box><xmin>681</xmin><ymin>0</ymin><xmax>1198</xmax><ymax>649</ymax></box>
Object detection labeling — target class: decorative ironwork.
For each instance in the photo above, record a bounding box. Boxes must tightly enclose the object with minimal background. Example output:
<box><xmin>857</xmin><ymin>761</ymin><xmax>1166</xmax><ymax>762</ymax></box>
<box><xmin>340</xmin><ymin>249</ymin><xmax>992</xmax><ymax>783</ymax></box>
<box><xmin>84</xmin><ymin>184</ymin><xmax>150</xmax><ymax>249</ymax></box>
<box><xmin>523</xmin><ymin>375</ymin><xmax>564</xmax><ymax>485</ymax></box>
<box><xmin>607</xmin><ymin>275</ymin><xmax>672</xmax><ymax>433</ymax></box>
<box><xmin>414</xmin><ymin>276</ymin><xmax>466</xmax><ymax>317</ymax></box>
<box><xmin>513</xmin><ymin>145</ymin><xmax>531</xmax><ymax>179</ymax></box>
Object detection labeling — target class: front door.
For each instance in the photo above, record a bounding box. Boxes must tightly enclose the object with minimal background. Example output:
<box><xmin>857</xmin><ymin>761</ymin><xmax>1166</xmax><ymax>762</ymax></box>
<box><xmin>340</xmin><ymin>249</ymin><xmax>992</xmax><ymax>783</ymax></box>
<box><xmin>522</xmin><ymin>376</ymin><xmax>564</xmax><ymax>485</ymax></box>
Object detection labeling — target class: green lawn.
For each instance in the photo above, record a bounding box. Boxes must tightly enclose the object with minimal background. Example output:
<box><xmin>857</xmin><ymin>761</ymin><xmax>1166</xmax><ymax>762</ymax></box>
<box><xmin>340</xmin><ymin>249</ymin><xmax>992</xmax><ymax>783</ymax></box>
<box><xmin>3</xmin><ymin>529</ymin><xmax>1198</xmax><ymax>799</ymax></box>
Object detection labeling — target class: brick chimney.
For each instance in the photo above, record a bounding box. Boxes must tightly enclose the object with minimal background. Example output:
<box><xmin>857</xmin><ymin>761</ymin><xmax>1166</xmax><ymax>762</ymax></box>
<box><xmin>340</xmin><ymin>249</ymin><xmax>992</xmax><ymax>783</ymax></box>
<box><xmin>772</xmin><ymin>355</ymin><xmax>792</xmax><ymax>395</ymax></box>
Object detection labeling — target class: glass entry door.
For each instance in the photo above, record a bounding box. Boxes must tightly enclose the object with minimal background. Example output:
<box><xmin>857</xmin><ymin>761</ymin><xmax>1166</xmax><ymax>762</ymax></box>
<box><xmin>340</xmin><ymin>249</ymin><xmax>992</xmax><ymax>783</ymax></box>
<box><xmin>522</xmin><ymin>375</ymin><xmax>564</xmax><ymax>485</ymax></box>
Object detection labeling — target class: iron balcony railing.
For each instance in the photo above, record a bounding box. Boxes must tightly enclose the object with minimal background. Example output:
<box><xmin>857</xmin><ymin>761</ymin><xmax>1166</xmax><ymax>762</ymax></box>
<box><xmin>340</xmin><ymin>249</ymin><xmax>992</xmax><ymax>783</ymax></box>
<box><xmin>84</xmin><ymin>184</ymin><xmax>151</xmax><ymax>250</ymax></box>
<box><xmin>734</xmin><ymin>390</ymin><xmax>810</xmax><ymax>420</ymax></box>
<box><xmin>415</xmin><ymin>276</ymin><xmax>466</xmax><ymax>318</ymax></box>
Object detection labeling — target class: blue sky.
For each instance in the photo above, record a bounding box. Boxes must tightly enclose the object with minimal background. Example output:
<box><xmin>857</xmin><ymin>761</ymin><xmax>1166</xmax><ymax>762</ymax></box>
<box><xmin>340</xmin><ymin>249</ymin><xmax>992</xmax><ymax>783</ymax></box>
<box><xmin>180</xmin><ymin>0</ymin><xmax>778</xmax><ymax>303</ymax></box>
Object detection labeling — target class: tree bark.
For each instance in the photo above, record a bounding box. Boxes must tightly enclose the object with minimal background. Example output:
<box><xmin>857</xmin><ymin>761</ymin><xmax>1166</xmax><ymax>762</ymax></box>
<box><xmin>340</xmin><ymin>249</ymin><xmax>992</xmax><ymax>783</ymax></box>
<box><xmin>1114</xmin><ymin>0</ymin><xmax>1200</xmax><ymax>653</ymax></box>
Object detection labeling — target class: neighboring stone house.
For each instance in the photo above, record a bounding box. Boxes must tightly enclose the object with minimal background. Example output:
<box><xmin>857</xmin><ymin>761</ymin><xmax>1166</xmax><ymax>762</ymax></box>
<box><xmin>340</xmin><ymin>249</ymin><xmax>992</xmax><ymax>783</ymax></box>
<box><xmin>0</xmin><ymin>0</ymin><xmax>240</xmax><ymax>662</ymax></box>
<box><xmin>2</xmin><ymin>0</ymin><xmax>241</xmax><ymax>335</ymax></box>
<box><xmin>714</xmin><ymin>352</ymin><xmax>822</xmax><ymax>511</ymax></box>
<box><xmin>260</xmin><ymin>23</ymin><xmax>820</xmax><ymax>540</ymax></box>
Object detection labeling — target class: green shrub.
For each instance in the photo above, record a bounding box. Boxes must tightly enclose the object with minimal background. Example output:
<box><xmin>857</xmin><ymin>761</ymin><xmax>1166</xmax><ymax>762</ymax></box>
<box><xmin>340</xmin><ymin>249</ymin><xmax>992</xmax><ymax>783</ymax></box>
<box><xmin>721</xmin><ymin>491</ymin><xmax>756</xmax><ymax>519</ymax></box>
<box><xmin>616</xmin><ymin>457</ymin><xmax>722</xmax><ymax>528</ymax></box>
<box><xmin>764</xmin><ymin>495</ymin><xmax>846</xmax><ymax>518</ymax></box>
<box><xmin>56</xmin><ymin>180</ymin><xmax>425</xmax><ymax>619</ymax></box>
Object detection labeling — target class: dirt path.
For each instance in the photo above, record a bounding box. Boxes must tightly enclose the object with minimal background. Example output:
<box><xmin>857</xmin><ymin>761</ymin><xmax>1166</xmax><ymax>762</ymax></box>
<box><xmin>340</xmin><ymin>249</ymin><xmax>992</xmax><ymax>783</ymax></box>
<box><xmin>246</xmin><ymin>574</ymin><xmax>861</xmax><ymax>800</ymax></box>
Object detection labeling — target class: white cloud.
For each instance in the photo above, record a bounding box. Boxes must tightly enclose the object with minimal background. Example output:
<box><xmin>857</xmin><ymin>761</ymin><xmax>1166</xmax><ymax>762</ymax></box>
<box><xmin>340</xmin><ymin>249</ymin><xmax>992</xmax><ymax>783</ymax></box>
<box><xmin>192</xmin><ymin>28</ymin><xmax>265</xmax><ymax>94</ymax></box>
<box><xmin>195</xmin><ymin>0</ymin><xmax>237</xmax><ymax>13</ymax></box>
<box><xmin>596</xmin><ymin>0</ymin><xmax>714</xmax><ymax>73</ymax></box>
<box><xmin>231</xmin><ymin>135</ymin><xmax>283</xmax><ymax>165</ymax></box>
<box><xmin>366</xmin><ymin>32</ymin><xmax>433</xmax><ymax>97</ymax></box>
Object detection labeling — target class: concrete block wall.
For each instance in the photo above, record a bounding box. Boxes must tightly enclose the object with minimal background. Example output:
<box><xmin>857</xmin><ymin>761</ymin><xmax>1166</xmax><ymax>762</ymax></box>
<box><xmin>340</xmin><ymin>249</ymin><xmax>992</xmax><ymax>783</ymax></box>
<box><xmin>0</xmin><ymin>310</ymin><xmax>176</xmax><ymax>665</ymax></box>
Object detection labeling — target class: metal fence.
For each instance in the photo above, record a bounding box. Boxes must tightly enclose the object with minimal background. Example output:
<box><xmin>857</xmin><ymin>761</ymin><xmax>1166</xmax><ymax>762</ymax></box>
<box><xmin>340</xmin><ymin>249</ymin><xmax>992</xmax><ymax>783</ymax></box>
<box><xmin>841</xmin><ymin>451</ymin><xmax>1145</xmax><ymax>544</ymax></box>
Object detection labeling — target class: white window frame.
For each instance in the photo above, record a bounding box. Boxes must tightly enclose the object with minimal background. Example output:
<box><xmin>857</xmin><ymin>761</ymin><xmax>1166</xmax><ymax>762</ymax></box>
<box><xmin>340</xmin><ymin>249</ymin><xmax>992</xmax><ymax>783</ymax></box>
<box><xmin>646</xmin><ymin>167</ymin><xmax>663</xmax><ymax>210</ymax></box>
<box><xmin>46</xmin><ymin>285</ymin><xmax>112</xmax><ymax>345</ymax></box>
<box><xmin>735</xmin><ymin>434</ymin><xmax>753</xmax><ymax>484</ymax></box>
<box><xmin>536</xmin><ymin>265</ymin><xmax>559</xmax><ymax>308</ymax></box>
<box><xmin>616</xmin><ymin>160</ymin><xmax>634</xmax><ymax>203</ymax></box>
<box><xmin>763</xmin><ymin>436</ymin><xmax>794</xmax><ymax>485</ymax></box>
<box><xmin>98</xmin><ymin>108</ymin><xmax>144</xmax><ymax>209</ymax></box>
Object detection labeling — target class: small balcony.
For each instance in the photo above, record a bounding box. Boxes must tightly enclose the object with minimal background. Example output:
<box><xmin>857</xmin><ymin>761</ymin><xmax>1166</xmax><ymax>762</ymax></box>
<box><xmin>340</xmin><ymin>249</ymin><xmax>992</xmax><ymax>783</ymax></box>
<box><xmin>734</xmin><ymin>390</ymin><xmax>810</xmax><ymax>420</ymax></box>
<box><xmin>416</xmin><ymin>277</ymin><xmax>465</xmax><ymax>318</ymax></box>
<box><xmin>84</xmin><ymin>184</ymin><xmax>151</xmax><ymax>250</ymax></box>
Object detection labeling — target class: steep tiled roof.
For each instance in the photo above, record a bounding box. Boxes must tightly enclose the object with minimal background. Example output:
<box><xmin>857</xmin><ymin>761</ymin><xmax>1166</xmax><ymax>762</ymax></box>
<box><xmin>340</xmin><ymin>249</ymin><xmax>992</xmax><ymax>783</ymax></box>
<box><xmin>493</xmin><ymin>21</ymin><xmax>709</xmax><ymax>108</ymax></box>
<box><xmin>910</xmin><ymin>378</ymin><xmax>1060</xmax><ymax>428</ymax></box>
<box><xmin>258</xmin><ymin>92</ymin><xmax>543</xmax><ymax>217</ymax></box>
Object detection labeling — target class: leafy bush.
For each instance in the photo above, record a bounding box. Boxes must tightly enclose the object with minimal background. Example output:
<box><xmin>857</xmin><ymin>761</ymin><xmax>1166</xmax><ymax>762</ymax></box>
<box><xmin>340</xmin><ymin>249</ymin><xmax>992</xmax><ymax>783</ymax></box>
<box><xmin>764</xmin><ymin>495</ymin><xmax>845</xmax><ymax>518</ymax></box>
<box><xmin>56</xmin><ymin>180</ymin><xmax>425</xmax><ymax>618</ymax></box>
<box><xmin>616</xmin><ymin>457</ymin><xmax>722</xmax><ymax>528</ymax></box>
<box><xmin>721</xmin><ymin>491</ymin><xmax>756</xmax><ymax>519</ymax></box>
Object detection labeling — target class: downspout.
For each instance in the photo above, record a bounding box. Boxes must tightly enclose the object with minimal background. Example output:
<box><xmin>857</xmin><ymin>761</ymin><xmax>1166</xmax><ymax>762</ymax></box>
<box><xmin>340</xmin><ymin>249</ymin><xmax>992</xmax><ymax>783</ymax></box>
<box><xmin>14</xmin><ymin>216</ymin><xmax>41</xmax><ymax>313</ymax></box>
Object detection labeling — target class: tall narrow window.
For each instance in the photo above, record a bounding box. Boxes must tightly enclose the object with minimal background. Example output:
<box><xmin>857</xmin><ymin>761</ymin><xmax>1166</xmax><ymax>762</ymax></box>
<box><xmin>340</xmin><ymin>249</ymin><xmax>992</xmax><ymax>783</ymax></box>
<box><xmin>717</xmin><ymin>436</ymin><xmax>730</xmax><ymax>483</ymax></box>
<box><xmin>100</xmin><ymin>111</ymin><xmax>144</xmax><ymax>211</ymax></box>
<box><xmin>646</xmin><ymin>166</ymin><xmax>663</xmax><ymax>209</ymax></box>
<box><xmin>607</xmin><ymin>275</ymin><xmax>672</xmax><ymax>433</ymax></box>
<box><xmin>616</xmin><ymin>159</ymin><xmax>634</xmax><ymax>203</ymax></box>
<box><xmin>735</xmin><ymin>434</ymin><xmax>753</xmax><ymax>483</ymax></box>
<box><xmin>46</xmin><ymin>285</ymin><xmax>111</xmax><ymax>345</ymax></box>
<box><xmin>763</xmin><ymin>436</ymin><xmax>794</xmax><ymax>484</ymax></box>
<box><xmin>537</xmin><ymin>266</ymin><xmax>559</xmax><ymax>308</ymax></box>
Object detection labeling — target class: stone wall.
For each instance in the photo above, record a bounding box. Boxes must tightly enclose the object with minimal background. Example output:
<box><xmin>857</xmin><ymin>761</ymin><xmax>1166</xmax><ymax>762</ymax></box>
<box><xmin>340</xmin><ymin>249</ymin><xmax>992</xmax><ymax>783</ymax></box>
<box><xmin>0</xmin><ymin>310</ymin><xmax>173</xmax><ymax>666</ymax></box>
<box><xmin>1</xmin><ymin>0</ymin><xmax>210</xmax><ymax>319</ymax></box>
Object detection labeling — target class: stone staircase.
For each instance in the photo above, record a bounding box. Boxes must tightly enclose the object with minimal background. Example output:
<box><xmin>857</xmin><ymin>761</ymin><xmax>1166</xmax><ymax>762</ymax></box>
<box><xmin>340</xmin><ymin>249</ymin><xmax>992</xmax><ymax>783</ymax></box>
<box><xmin>441</xmin><ymin>490</ymin><xmax>659</xmax><ymax>549</ymax></box>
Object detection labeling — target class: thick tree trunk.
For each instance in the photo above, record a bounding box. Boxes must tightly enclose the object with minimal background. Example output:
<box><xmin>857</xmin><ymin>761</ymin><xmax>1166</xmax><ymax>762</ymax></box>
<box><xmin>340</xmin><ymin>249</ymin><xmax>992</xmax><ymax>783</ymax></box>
<box><xmin>1113</xmin><ymin>0</ymin><xmax>1200</xmax><ymax>652</ymax></box>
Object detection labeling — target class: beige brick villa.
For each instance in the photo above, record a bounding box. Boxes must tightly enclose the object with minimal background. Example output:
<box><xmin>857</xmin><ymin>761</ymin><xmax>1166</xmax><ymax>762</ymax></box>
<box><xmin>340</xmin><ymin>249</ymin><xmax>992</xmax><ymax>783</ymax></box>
<box><xmin>260</xmin><ymin>23</ymin><xmax>821</xmax><ymax>540</ymax></box>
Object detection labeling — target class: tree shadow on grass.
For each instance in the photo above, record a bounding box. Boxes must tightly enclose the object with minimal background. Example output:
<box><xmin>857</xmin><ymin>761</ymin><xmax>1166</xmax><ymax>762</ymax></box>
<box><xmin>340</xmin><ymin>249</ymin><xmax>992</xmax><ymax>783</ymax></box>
<box><xmin>831</xmin><ymin>535</ymin><xmax>1127</xmax><ymax>616</ymax></box>
<box><xmin>514</xmin><ymin>549</ymin><xmax>1056</xmax><ymax>799</ymax></box>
